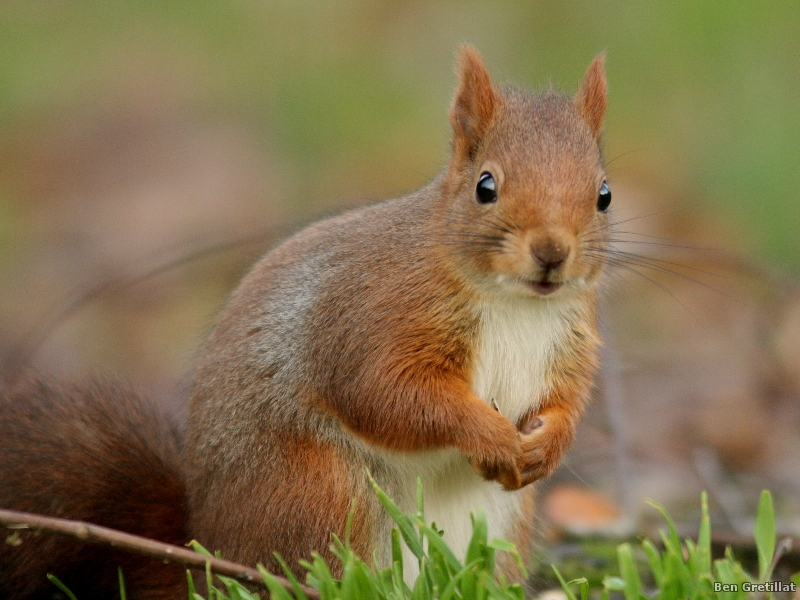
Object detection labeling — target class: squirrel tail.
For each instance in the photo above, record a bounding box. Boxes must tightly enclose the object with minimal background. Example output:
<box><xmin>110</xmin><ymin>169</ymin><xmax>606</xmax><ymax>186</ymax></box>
<box><xmin>0</xmin><ymin>377</ymin><xmax>188</xmax><ymax>599</ymax></box>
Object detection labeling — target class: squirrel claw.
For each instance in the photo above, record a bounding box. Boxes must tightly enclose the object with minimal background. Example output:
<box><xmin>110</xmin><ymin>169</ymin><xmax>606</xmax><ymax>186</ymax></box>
<box><xmin>518</xmin><ymin>429</ymin><xmax>563</xmax><ymax>485</ymax></box>
<box><xmin>469</xmin><ymin>455</ymin><xmax>522</xmax><ymax>490</ymax></box>
<box><xmin>519</xmin><ymin>464</ymin><xmax>549</xmax><ymax>486</ymax></box>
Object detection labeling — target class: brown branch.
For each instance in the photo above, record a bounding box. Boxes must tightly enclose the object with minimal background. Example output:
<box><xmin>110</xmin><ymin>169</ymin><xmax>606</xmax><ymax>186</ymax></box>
<box><xmin>0</xmin><ymin>508</ymin><xmax>319</xmax><ymax>599</ymax></box>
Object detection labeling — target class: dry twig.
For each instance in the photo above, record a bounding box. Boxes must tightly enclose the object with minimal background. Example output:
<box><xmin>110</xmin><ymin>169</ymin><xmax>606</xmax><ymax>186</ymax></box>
<box><xmin>0</xmin><ymin>508</ymin><xmax>319</xmax><ymax>599</ymax></box>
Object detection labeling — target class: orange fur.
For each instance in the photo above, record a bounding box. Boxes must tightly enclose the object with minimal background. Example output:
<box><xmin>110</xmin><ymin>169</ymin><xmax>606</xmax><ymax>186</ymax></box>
<box><xmin>189</xmin><ymin>433</ymin><xmax>375</xmax><ymax>576</ymax></box>
<box><xmin>575</xmin><ymin>54</ymin><xmax>608</xmax><ymax>139</ymax></box>
<box><xmin>450</xmin><ymin>45</ymin><xmax>503</xmax><ymax>164</ymax></box>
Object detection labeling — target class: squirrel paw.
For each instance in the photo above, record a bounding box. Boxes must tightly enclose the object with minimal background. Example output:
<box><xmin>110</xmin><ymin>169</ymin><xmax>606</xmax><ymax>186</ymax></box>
<box><xmin>517</xmin><ymin>416</ymin><xmax>566</xmax><ymax>486</ymax></box>
<box><xmin>468</xmin><ymin>436</ymin><xmax>523</xmax><ymax>491</ymax></box>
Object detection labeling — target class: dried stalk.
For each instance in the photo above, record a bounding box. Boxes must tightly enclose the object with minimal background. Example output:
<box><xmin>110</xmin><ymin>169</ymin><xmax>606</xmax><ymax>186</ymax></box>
<box><xmin>0</xmin><ymin>508</ymin><xmax>319</xmax><ymax>599</ymax></box>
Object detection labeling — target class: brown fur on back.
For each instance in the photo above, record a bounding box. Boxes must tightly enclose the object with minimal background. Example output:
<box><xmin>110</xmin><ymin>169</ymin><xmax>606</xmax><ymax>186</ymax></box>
<box><xmin>0</xmin><ymin>378</ymin><xmax>188</xmax><ymax>600</ymax></box>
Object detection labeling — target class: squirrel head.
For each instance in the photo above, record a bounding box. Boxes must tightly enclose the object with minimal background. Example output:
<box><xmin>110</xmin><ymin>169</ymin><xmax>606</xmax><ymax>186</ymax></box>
<box><xmin>442</xmin><ymin>46</ymin><xmax>610</xmax><ymax>301</ymax></box>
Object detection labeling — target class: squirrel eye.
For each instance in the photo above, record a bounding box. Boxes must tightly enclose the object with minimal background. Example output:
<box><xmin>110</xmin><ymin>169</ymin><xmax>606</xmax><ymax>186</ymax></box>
<box><xmin>597</xmin><ymin>181</ymin><xmax>611</xmax><ymax>212</ymax></box>
<box><xmin>476</xmin><ymin>172</ymin><xmax>497</xmax><ymax>204</ymax></box>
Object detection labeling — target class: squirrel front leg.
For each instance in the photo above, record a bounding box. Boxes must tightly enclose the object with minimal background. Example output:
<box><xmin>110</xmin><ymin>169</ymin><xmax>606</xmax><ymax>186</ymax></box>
<box><xmin>322</xmin><ymin>369</ymin><xmax>524</xmax><ymax>489</ymax></box>
<box><xmin>509</xmin><ymin>317</ymin><xmax>600</xmax><ymax>488</ymax></box>
<box><xmin>514</xmin><ymin>387</ymin><xmax>588</xmax><ymax>487</ymax></box>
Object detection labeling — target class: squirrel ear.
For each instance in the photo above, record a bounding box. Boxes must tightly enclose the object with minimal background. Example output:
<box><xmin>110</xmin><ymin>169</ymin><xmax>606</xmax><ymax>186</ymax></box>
<box><xmin>450</xmin><ymin>45</ymin><xmax>502</xmax><ymax>163</ymax></box>
<box><xmin>574</xmin><ymin>53</ymin><xmax>607</xmax><ymax>139</ymax></box>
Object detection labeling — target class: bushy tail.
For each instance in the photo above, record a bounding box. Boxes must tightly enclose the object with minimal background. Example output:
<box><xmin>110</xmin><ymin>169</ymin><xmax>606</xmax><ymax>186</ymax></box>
<box><xmin>0</xmin><ymin>377</ymin><xmax>188</xmax><ymax>599</ymax></box>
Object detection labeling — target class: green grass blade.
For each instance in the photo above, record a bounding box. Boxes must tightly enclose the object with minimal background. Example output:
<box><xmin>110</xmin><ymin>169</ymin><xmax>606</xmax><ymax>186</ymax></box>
<box><xmin>641</xmin><ymin>539</ymin><xmax>663</xmax><ymax>587</ymax></box>
<box><xmin>219</xmin><ymin>579</ymin><xmax>240</xmax><ymax>600</ymax></box>
<box><xmin>118</xmin><ymin>567</ymin><xmax>128</xmax><ymax>600</ymax></box>
<box><xmin>369</xmin><ymin>473</ymin><xmax>424</xmax><ymax>559</ymax></box>
<box><xmin>666</xmin><ymin>548</ymin><xmax>692</xmax><ymax>598</ymax></box>
<box><xmin>344</xmin><ymin>503</ymin><xmax>356</xmax><ymax>551</ymax></box>
<box><xmin>330</xmin><ymin>533</ymin><xmax>349</xmax><ymax>560</ymax></box>
<box><xmin>713</xmin><ymin>558</ymin><xmax>749</xmax><ymax>600</ymax></box>
<box><xmin>507</xmin><ymin>583</ymin><xmax>526</xmax><ymax>600</ymax></box>
<box><xmin>46</xmin><ymin>574</ymin><xmax>78</xmax><ymax>600</ymax></box>
<box><xmin>488</xmin><ymin>538</ymin><xmax>526</xmax><ymax>578</ymax></box>
<box><xmin>480</xmin><ymin>570</ymin><xmax>507</xmax><ymax>598</ymax></box>
<box><xmin>188</xmin><ymin>539</ymin><xmax>215</xmax><ymax>557</ymax></box>
<box><xmin>692</xmin><ymin>492</ymin><xmax>712</xmax><ymax>577</ymax></box>
<box><xmin>438</xmin><ymin>559</ymin><xmax>481</xmax><ymax>600</ymax></box>
<box><xmin>390</xmin><ymin>526</ymin><xmax>405</xmax><ymax>589</ymax></box>
<box><xmin>461</xmin><ymin>565</ymin><xmax>477</xmax><ymax>599</ymax></box>
<box><xmin>714</xmin><ymin>557</ymin><xmax>734</xmax><ymax>583</ymax></box>
<box><xmin>274</xmin><ymin>554</ymin><xmax>310</xmax><ymax>600</ymax></box>
<box><xmin>411</xmin><ymin>558</ymin><xmax>431</xmax><ymax>600</ymax></box>
<box><xmin>427</xmin><ymin>547</ymin><xmax>451</xmax><ymax>591</ymax></box>
<box><xmin>187</xmin><ymin>570</ymin><xmax>197</xmax><ymax>598</ymax></box>
<box><xmin>617</xmin><ymin>543</ymin><xmax>642</xmax><ymax>600</ymax></box>
<box><xmin>217</xmin><ymin>575</ymin><xmax>260</xmax><ymax>600</ymax></box>
<box><xmin>393</xmin><ymin>560</ymin><xmax>410</xmax><ymax>598</ymax></box>
<box><xmin>416</xmin><ymin>476</ymin><xmax>425</xmax><ymax>521</ymax></box>
<box><xmin>341</xmin><ymin>558</ymin><xmax>379</xmax><ymax>600</ymax></box>
<box><xmin>576</xmin><ymin>578</ymin><xmax>590</xmax><ymax>600</ymax></box>
<box><xmin>205</xmin><ymin>558</ymin><xmax>214</xmax><ymax>600</ymax></box>
<box><xmin>418</xmin><ymin>521</ymin><xmax>461</xmax><ymax>572</ymax></box>
<box><xmin>552</xmin><ymin>564</ymin><xmax>579</xmax><ymax>600</ymax></box>
<box><xmin>391</xmin><ymin>527</ymin><xmax>403</xmax><ymax>566</ymax></box>
<box><xmin>603</xmin><ymin>575</ymin><xmax>626</xmax><ymax>591</ymax></box>
<box><xmin>466</xmin><ymin>508</ymin><xmax>488</xmax><ymax>567</ymax></box>
<box><xmin>755</xmin><ymin>490</ymin><xmax>776</xmax><ymax>582</ymax></box>
<box><xmin>374</xmin><ymin>567</ymin><xmax>393</xmax><ymax>597</ymax></box>
<box><xmin>658</xmin><ymin>523</ymin><xmax>692</xmax><ymax>596</ymax></box>
<box><xmin>474</xmin><ymin>571</ymin><xmax>489</xmax><ymax>600</ymax></box>
<box><xmin>257</xmin><ymin>565</ymin><xmax>296</xmax><ymax>600</ymax></box>
<box><xmin>304</xmin><ymin>554</ymin><xmax>338</xmax><ymax>599</ymax></box>
<box><xmin>647</xmin><ymin>499</ymin><xmax>683</xmax><ymax>558</ymax></box>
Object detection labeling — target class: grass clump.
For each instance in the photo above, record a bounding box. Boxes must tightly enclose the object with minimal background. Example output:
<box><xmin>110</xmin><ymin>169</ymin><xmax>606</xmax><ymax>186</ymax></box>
<box><xmin>50</xmin><ymin>486</ymin><xmax>799</xmax><ymax>599</ymax></box>
<box><xmin>254</xmin><ymin>474</ymin><xmax>528</xmax><ymax>600</ymax></box>
<box><xmin>555</xmin><ymin>490</ymin><xmax>799</xmax><ymax>600</ymax></box>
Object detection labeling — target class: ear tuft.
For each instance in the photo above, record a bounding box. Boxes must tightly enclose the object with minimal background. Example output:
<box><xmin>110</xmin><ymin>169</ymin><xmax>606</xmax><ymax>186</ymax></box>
<box><xmin>449</xmin><ymin>45</ymin><xmax>502</xmax><ymax>163</ymax></box>
<box><xmin>574</xmin><ymin>53</ymin><xmax>607</xmax><ymax>139</ymax></box>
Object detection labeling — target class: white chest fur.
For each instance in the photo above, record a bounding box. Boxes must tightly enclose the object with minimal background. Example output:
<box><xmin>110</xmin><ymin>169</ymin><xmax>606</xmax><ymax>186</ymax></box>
<box><xmin>380</xmin><ymin>452</ymin><xmax>524</xmax><ymax>584</ymax></box>
<box><xmin>375</xmin><ymin>296</ymin><xmax>572</xmax><ymax>583</ymax></box>
<box><xmin>472</xmin><ymin>296</ymin><xmax>571</xmax><ymax>423</ymax></box>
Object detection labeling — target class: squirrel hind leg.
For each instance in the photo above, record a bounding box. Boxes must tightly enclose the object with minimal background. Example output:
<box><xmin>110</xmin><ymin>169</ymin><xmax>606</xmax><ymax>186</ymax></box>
<box><xmin>188</xmin><ymin>433</ymin><xmax>381</xmax><ymax>578</ymax></box>
<box><xmin>0</xmin><ymin>377</ymin><xmax>188</xmax><ymax>599</ymax></box>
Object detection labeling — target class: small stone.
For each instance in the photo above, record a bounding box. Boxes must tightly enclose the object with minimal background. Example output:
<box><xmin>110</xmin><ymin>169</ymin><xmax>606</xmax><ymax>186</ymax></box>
<box><xmin>543</xmin><ymin>485</ymin><xmax>621</xmax><ymax>534</ymax></box>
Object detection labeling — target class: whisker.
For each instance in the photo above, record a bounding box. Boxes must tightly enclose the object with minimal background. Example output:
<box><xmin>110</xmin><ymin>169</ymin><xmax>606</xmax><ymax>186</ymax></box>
<box><xmin>586</xmin><ymin>207</ymin><xmax>692</xmax><ymax>237</ymax></box>
<box><xmin>489</xmin><ymin>211</ymin><xmax>518</xmax><ymax>234</ymax></box>
<box><xmin>444</xmin><ymin>215</ymin><xmax>511</xmax><ymax>236</ymax></box>
<box><xmin>594</xmin><ymin>252</ymin><xmax>740</xmax><ymax>304</ymax></box>
<box><xmin>604</xmin><ymin>148</ymin><xmax>648</xmax><ymax>168</ymax></box>
<box><xmin>436</xmin><ymin>239</ymin><xmax>504</xmax><ymax>245</ymax></box>
<box><xmin>605</xmin><ymin>238</ymin><xmax>722</xmax><ymax>252</ymax></box>
<box><xmin>437</xmin><ymin>233</ymin><xmax>505</xmax><ymax>242</ymax></box>
<box><xmin>609</xmin><ymin>230</ymin><xmax>705</xmax><ymax>243</ymax></box>
<box><xmin>607</xmin><ymin>249</ymin><xmax>734</xmax><ymax>282</ymax></box>
<box><xmin>600</xmin><ymin>259</ymin><xmax>705</xmax><ymax>328</ymax></box>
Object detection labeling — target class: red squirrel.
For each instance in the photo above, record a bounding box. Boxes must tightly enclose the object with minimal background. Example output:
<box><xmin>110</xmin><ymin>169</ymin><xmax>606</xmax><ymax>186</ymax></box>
<box><xmin>0</xmin><ymin>46</ymin><xmax>609</xmax><ymax>598</ymax></box>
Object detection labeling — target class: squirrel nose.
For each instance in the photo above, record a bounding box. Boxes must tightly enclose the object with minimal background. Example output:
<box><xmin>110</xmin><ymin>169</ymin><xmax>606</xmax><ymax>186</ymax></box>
<box><xmin>531</xmin><ymin>241</ymin><xmax>569</xmax><ymax>271</ymax></box>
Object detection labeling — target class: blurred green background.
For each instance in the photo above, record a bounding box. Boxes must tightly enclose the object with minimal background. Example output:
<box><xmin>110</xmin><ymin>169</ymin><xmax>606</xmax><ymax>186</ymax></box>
<box><xmin>1</xmin><ymin>0</ymin><xmax>798</xmax><ymax>269</ymax></box>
